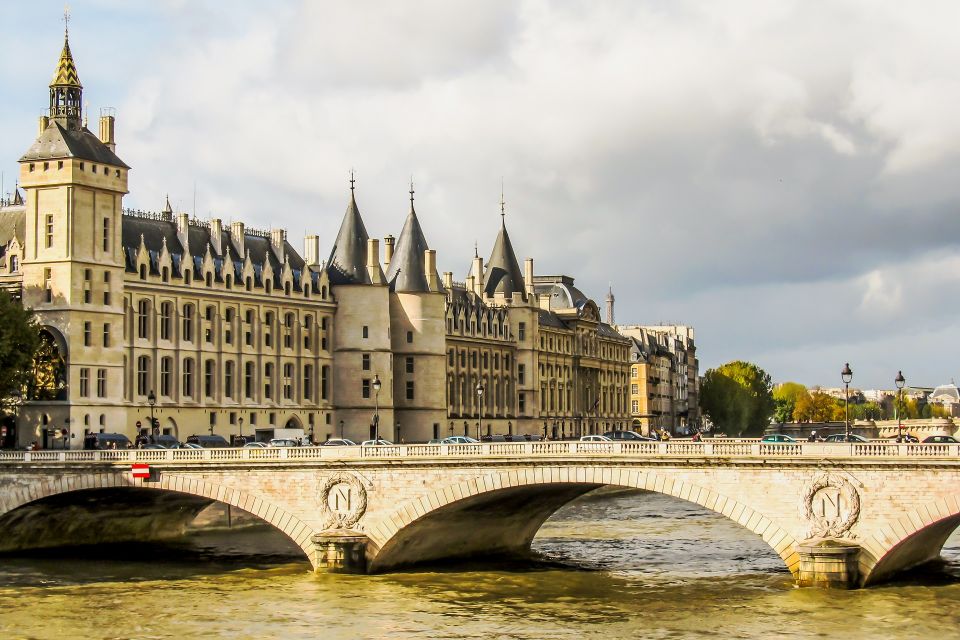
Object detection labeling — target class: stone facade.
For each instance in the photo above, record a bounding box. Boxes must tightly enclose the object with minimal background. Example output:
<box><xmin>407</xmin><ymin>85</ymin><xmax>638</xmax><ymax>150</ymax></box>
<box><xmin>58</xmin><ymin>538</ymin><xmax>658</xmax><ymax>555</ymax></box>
<box><xmin>0</xmin><ymin>29</ymin><xmax>632</xmax><ymax>448</ymax></box>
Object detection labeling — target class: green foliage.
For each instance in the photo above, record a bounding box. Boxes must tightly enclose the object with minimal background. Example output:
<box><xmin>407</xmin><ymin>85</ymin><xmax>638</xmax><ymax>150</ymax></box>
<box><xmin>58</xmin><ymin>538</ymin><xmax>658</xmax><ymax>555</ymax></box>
<box><xmin>794</xmin><ymin>391</ymin><xmax>841</xmax><ymax>422</ymax></box>
<box><xmin>773</xmin><ymin>382</ymin><xmax>808</xmax><ymax>423</ymax></box>
<box><xmin>0</xmin><ymin>292</ymin><xmax>40</xmax><ymax>413</ymax></box>
<box><xmin>700</xmin><ymin>361</ymin><xmax>775</xmax><ymax>436</ymax></box>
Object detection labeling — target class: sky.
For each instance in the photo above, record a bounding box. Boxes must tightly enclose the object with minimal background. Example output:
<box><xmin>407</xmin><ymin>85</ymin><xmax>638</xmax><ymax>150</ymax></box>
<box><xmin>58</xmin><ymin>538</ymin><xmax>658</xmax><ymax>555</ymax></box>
<box><xmin>1</xmin><ymin>0</ymin><xmax>959</xmax><ymax>390</ymax></box>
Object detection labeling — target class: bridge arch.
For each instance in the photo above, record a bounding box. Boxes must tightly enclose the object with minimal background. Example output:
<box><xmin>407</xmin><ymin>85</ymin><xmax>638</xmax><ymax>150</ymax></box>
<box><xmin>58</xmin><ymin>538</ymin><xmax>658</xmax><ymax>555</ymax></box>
<box><xmin>860</xmin><ymin>496</ymin><xmax>960</xmax><ymax>585</ymax></box>
<box><xmin>365</xmin><ymin>465</ymin><xmax>799</xmax><ymax>574</ymax></box>
<box><xmin>0</xmin><ymin>471</ymin><xmax>316</xmax><ymax>564</ymax></box>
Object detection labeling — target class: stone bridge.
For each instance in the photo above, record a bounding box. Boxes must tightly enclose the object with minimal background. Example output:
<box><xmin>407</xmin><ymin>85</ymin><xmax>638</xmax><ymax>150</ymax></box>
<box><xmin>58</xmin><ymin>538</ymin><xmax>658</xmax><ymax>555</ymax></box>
<box><xmin>2</xmin><ymin>440</ymin><xmax>960</xmax><ymax>588</ymax></box>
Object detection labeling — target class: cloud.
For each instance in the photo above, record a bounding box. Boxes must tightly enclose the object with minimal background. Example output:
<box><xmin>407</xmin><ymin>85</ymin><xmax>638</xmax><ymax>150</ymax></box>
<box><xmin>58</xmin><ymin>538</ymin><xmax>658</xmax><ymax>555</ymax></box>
<box><xmin>2</xmin><ymin>0</ymin><xmax>960</xmax><ymax>388</ymax></box>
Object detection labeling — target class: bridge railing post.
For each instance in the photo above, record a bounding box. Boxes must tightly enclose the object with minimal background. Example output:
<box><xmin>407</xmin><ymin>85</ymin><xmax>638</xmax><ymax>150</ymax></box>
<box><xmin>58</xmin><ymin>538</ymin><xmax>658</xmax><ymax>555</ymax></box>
<box><xmin>657</xmin><ymin>442</ymin><xmax>667</xmax><ymax>455</ymax></box>
<box><xmin>750</xmin><ymin>443</ymin><xmax>761</xmax><ymax>456</ymax></box>
<box><xmin>704</xmin><ymin>442</ymin><xmax>714</xmax><ymax>456</ymax></box>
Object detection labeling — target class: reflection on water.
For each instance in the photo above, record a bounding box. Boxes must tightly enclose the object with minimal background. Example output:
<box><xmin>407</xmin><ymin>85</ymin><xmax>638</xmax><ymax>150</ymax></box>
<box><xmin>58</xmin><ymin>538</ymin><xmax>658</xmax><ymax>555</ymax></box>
<box><xmin>2</xmin><ymin>488</ymin><xmax>960</xmax><ymax>639</ymax></box>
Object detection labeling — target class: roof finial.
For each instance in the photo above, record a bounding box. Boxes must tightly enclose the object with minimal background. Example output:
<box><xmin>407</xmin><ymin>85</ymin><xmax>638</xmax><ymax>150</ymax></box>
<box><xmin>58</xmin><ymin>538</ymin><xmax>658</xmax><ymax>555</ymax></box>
<box><xmin>349</xmin><ymin>169</ymin><xmax>355</xmax><ymax>193</ymax></box>
<box><xmin>499</xmin><ymin>177</ymin><xmax>506</xmax><ymax>225</ymax></box>
<box><xmin>474</xmin><ymin>240</ymin><xmax>478</xmax><ymax>258</ymax></box>
<box><xmin>63</xmin><ymin>4</ymin><xmax>71</xmax><ymax>39</ymax></box>
<box><xmin>409</xmin><ymin>176</ymin><xmax>415</xmax><ymax>204</ymax></box>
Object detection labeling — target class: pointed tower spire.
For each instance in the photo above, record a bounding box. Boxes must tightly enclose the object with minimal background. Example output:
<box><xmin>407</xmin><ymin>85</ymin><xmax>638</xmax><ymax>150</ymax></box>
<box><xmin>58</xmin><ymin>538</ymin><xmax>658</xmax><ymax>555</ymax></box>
<box><xmin>49</xmin><ymin>8</ymin><xmax>83</xmax><ymax>128</ymax></box>
<box><xmin>605</xmin><ymin>283</ymin><xmax>615</xmax><ymax>325</ymax></box>
<box><xmin>484</xmin><ymin>194</ymin><xmax>525</xmax><ymax>300</ymax></box>
<box><xmin>327</xmin><ymin>174</ymin><xmax>380</xmax><ymax>285</ymax></box>
<box><xmin>162</xmin><ymin>194</ymin><xmax>173</xmax><ymax>215</ymax></box>
<box><xmin>386</xmin><ymin>180</ymin><xmax>439</xmax><ymax>292</ymax></box>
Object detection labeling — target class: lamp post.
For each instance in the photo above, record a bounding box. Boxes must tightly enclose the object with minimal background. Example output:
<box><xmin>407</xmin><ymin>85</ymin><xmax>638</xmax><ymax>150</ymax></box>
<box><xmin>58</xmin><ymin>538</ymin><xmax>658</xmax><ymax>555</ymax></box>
<box><xmin>238</xmin><ymin>417</ymin><xmax>244</xmax><ymax>442</ymax></box>
<box><xmin>339</xmin><ymin>419</ymin><xmax>345</xmax><ymax>439</ymax></box>
<box><xmin>372</xmin><ymin>374</ymin><xmax>382</xmax><ymax>441</ymax></box>
<box><xmin>895</xmin><ymin>370</ymin><xmax>906</xmax><ymax>442</ymax></box>
<box><xmin>841</xmin><ymin>363</ymin><xmax>853</xmax><ymax>440</ymax></box>
<box><xmin>147</xmin><ymin>390</ymin><xmax>157</xmax><ymax>440</ymax></box>
<box><xmin>476</xmin><ymin>381</ymin><xmax>485</xmax><ymax>440</ymax></box>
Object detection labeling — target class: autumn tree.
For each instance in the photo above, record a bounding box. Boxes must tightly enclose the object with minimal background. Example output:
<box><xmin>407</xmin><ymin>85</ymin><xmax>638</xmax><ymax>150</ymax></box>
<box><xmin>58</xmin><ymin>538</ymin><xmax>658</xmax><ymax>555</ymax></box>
<box><xmin>0</xmin><ymin>292</ymin><xmax>40</xmax><ymax>414</ymax></box>
<box><xmin>794</xmin><ymin>391</ymin><xmax>841</xmax><ymax>422</ymax></box>
<box><xmin>773</xmin><ymin>382</ymin><xmax>808</xmax><ymax>423</ymax></box>
<box><xmin>700</xmin><ymin>361</ymin><xmax>775</xmax><ymax>436</ymax></box>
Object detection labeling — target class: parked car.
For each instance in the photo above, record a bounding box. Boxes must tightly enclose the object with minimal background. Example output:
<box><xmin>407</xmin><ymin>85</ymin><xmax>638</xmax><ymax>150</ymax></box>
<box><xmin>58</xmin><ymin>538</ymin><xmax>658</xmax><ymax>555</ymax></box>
<box><xmin>361</xmin><ymin>439</ymin><xmax>394</xmax><ymax>446</ymax></box>
<box><xmin>185</xmin><ymin>434</ymin><xmax>230</xmax><ymax>448</ymax></box>
<box><xmin>922</xmin><ymin>435</ymin><xmax>958</xmax><ymax>444</ymax></box>
<box><xmin>604</xmin><ymin>430</ymin><xmax>655</xmax><ymax>442</ymax></box>
<box><xmin>761</xmin><ymin>434</ymin><xmax>797</xmax><ymax>443</ymax></box>
<box><xmin>580</xmin><ymin>435</ymin><xmax>612</xmax><ymax>442</ymax></box>
<box><xmin>442</xmin><ymin>436</ymin><xmax>479</xmax><ymax>444</ymax></box>
<box><xmin>823</xmin><ymin>434</ymin><xmax>869</xmax><ymax>443</ymax></box>
<box><xmin>322</xmin><ymin>438</ymin><xmax>357</xmax><ymax>446</ymax></box>
<box><xmin>427</xmin><ymin>438</ymin><xmax>446</xmax><ymax>444</ymax></box>
<box><xmin>243</xmin><ymin>441</ymin><xmax>268</xmax><ymax>449</ymax></box>
<box><xmin>83</xmin><ymin>433</ymin><xmax>132</xmax><ymax>450</ymax></box>
<box><xmin>150</xmin><ymin>434</ymin><xmax>182</xmax><ymax>449</ymax></box>
<box><xmin>182</xmin><ymin>442</ymin><xmax>203</xmax><ymax>450</ymax></box>
<box><xmin>268</xmin><ymin>438</ymin><xmax>300</xmax><ymax>448</ymax></box>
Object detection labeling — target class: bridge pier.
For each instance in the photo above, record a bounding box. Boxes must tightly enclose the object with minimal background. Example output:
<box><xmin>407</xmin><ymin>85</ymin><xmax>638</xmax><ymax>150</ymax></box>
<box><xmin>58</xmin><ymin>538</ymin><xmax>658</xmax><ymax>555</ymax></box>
<box><xmin>312</xmin><ymin>530</ymin><xmax>369</xmax><ymax>574</ymax></box>
<box><xmin>795</xmin><ymin>541</ymin><xmax>861</xmax><ymax>589</ymax></box>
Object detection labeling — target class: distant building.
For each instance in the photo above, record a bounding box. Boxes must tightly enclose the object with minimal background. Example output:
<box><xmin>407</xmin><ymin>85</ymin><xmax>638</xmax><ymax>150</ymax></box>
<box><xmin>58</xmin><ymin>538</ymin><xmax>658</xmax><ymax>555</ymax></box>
<box><xmin>929</xmin><ymin>382</ymin><xmax>960</xmax><ymax>418</ymax></box>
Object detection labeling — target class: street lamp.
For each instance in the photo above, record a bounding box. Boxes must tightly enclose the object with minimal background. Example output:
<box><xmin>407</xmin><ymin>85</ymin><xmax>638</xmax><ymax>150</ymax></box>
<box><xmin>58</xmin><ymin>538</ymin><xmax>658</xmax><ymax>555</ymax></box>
<box><xmin>476</xmin><ymin>381</ymin><xmax>485</xmax><ymax>440</ymax></box>
<box><xmin>339</xmin><ymin>419</ymin><xmax>345</xmax><ymax>439</ymax></box>
<box><xmin>238</xmin><ymin>417</ymin><xmax>244</xmax><ymax>442</ymax></box>
<box><xmin>372</xmin><ymin>374</ymin><xmax>382</xmax><ymax>441</ymax></box>
<box><xmin>895</xmin><ymin>370</ymin><xmax>906</xmax><ymax>442</ymax></box>
<box><xmin>841</xmin><ymin>363</ymin><xmax>853</xmax><ymax>440</ymax></box>
<box><xmin>147</xmin><ymin>390</ymin><xmax>157</xmax><ymax>440</ymax></box>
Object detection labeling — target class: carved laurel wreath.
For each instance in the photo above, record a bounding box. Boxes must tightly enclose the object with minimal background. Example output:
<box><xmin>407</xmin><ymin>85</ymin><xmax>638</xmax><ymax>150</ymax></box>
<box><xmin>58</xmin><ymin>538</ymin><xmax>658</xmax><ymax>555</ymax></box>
<box><xmin>318</xmin><ymin>472</ymin><xmax>368</xmax><ymax>531</ymax></box>
<box><xmin>801</xmin><ymin>472</ymin><xmax>860</xmax><ymax>539</ymax></box>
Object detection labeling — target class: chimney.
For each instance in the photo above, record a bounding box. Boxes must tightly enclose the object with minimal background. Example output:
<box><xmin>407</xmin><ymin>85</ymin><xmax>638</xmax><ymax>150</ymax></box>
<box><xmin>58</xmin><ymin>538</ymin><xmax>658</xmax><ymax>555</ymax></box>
<box><xmin>176</xmin><ymin>212</ymin><xmax>189</xmax><ymax>234</ymax></box>
<box><xmin>304</xmin><ymin>235</ymin><xmax>321</xmax><ymax>266</ymax></box>
<box><xmin>466</xmin><ymin>274</ymin><xmax>475</xmax><ymax>294</ymax></box>
<box><xmin>38</xmin><ymin>115</ymin><xmax>49</xmax><ymax>135</ymax></box>
<box><xmin>384</xmin><ymin>235</ymin><xmax>395</xmax><ymax>269</ymax></box>
<box><xmin>472</xmin><ymin>254</ymin><xmax>484</xmax><ymax>296</ymax></box>
<box><xmin>176</xmin><ymin>212</ymin><xmax>190</xmax><ymax>261</ymax></box>
<box><xmin>524</xmin><ymin>258</ymin><xmax>535</xmax><ymax>298</ymax></box>
<box><xmin>367</xmin><ymin>238</ymin><xmax>382</xmax><ymax>283</ymax></box>
<box><xmin>230</xmin><ymin>221</ymin><xmax>245</xmax><ymax>257</ymax></box>
<box><xmin>425</xmin><ymin>249</ymin><xmax>438</xmax><ymax>290</ymax></box>
<box><xmin>271</xmin><ymin>228</ymin><xmax>286</xmax><ymax>260</ymax></box>
<box><xmin>443</xmin><ymin>271</ymin><xmax>453</xmax><ymax>289</ymax></box>
<box><xmin>538</xmin><ymin>293</ymin><xmax>551</xmax><ymax>311</ymax></box>
<box><xmin>99</xmin><ymin>114</ymin><xmax>116</xmax><ymax>153</ymax></box>
<box><xmin>210</xmin><ymin>218</ymin><xmax>223</xmax><ymax>256</ymax></box>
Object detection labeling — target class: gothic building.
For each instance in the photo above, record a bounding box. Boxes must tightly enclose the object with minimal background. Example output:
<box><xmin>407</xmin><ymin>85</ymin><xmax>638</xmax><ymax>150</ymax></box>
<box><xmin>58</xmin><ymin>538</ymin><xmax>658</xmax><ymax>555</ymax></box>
<box><xmin>0</xmin><ymin>28</ymin><xmax>630</xmax><ymax>448</ymax></box>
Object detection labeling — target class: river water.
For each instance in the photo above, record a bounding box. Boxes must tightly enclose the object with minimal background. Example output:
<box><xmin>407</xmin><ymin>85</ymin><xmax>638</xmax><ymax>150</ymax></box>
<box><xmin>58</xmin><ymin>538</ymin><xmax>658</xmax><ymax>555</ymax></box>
<box><xmin>2</xmin><ymin>489</ymin><xmax>960</xmax><ymax>639</ymax></box>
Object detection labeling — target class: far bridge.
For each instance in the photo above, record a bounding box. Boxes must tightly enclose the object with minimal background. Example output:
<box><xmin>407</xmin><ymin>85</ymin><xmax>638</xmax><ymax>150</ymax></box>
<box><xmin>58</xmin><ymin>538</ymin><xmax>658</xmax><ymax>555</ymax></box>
<box><xmin>2</xmin><ymin>440</ymin><xmax>959</xmax><ymax>588</ymax></box>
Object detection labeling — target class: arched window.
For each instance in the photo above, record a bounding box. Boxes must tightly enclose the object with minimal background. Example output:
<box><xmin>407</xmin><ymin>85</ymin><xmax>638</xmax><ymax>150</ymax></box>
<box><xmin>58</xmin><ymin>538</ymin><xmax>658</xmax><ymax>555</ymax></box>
<box><xmin>245</xmin><ymin>362</ymin><xmax>255</xmax><ymax>399</ymax></box>
<box><xmin>160</xmin><ymin>302</ymin><xmax>172</xmax><ymax>340</ymax></box>
<box><xmin>205</xmin><ymin>272</ymin><xmax>212</xmax><ymax>287</ymax></box>
<box><xmin>137</xmin><ymin>299</ymin><xmax>150</xmax><ymax>339</ymax></box>
<box><xmin>182</xmin><ymin>358</ymin><xmax>194</xmax><ymax>397</ymax></box>
<box><xmin>182</xmin><ymin>304</ymin><xmax>194</xmax><ymax>342</ymax></box>
<box><xmin>246</xmin><ymin>276</ymin><xmax>252</xmax><ymax>291</ymax></box>
<box><xmin>136</xmin><ymin>355</ymin><xmax>150</xmax><ymax>397</ymax></box>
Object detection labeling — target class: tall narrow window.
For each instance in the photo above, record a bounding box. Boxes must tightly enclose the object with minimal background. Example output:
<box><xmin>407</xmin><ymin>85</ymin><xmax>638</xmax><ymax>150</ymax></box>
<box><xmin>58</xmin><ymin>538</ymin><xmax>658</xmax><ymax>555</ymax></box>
<box><xmin>103</xmin><ymin>271</ymin><xmax>111</xmax><ymax>305</ymax></box>
<box><xmin>83</xmin><ymin>321</ymin><xmax>91</xmax><ymax>346</ymax></box>
<box><xmin>406</xmin><ymin>380</ymin><xmax>415</xmax><ymax>400</ymax></box>
<box><xmin>97</xmin><ymin>369</ymin><xmax>107</xmax><ymax>398</ymax></box>
<box><xmin>264</xmin><ymin>363</ymin><xmax>273</xmax><ymax>400</ymax></box>
<box><xmin>182</xmin><ymin>304</ymin><xmax>194</xmax><ymax>341</ymax></box>
<box><xmin>245</xmin><ymin>362</ymin><xmax>255</xmax><ymax>399</ymax></box>
<box><xmin>362</xmin><ymin>354</ymin><xmax>371</xmax><ymax>371</ymax></box>
<box><xmin>44</xmin><ymin>268</ymin><xmax>52</xmax><ymax>303</ymax></box>
<box><xmin>137</xmin><ymin>356</ymin><xmax>150</xmax><ymax>396</ymax></box>
<box><xmin>224</xmin><ymin>361</ymin><xmax>234</xmax><ymax>399</ymax></box>
<box><xmin>160</xmin><ymin>357</ymin><xmax>172</xmax><ymax>397</ymax></box>
<box><xmin>45</xmin><ymin>215</ymin><xmax>53</xmax><ymax>248</ymax></box>
<box><xmin>283</xmin><ymin>363</ymin><xmax>293</xmax><ymax>400</ymax></box>
<box><xmin>204</xmin><ymin>359</ymin><xmax>215</xmax><ymax>398</ymax></box>
<box><xmin>182</xmin><ymin>358</ymin><xmax>194</xmax><ymax>398</ymax></box>
<box><xmin>160</xmin><ymin>302</ymin><xmax>172</xmax><ymax>340</ymax></box>
<box><xmin>79</xmin><ymin>368</ymin><xmax>90</xmax><ymax>397</ymax></box>
<box><xmin>321</xmin><ymin>365</ymin><xmax>329</xmax><ymax>400</ymax></box>
<box><xmin>137</xmin><ymin>299</ymin><xmax>150</xmax><ymax>339</ymax></box>
<box><xmin>102</xmin><ymin>323</ymin><xmax>111</xmax><ymax>348</ymax></box>
<box><xmin>304</xmin><ymin>365</ymin><xmax>313</xmax><ymax>401</ymax></box>
<box><xmin>405</xmin><ymin>356</ymin><xmax>414</xmax><ymax>374</ymax></box>
<box><xmin>83</xmin><ymin>269</ymin><xmax>92</xmax><ymax>304</ymax></box>
<box><xmin>102</xmin><ymin>217</ymin><xmax>110</xmax><ymax>252</ymax></box>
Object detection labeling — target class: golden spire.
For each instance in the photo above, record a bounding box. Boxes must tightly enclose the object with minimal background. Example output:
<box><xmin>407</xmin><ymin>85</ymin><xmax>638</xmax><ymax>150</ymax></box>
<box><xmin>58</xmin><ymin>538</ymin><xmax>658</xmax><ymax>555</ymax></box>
<box><xmin>51</xmin><ymin>6</ymin><xmax>82</xmax><ymax>89</ymax></box>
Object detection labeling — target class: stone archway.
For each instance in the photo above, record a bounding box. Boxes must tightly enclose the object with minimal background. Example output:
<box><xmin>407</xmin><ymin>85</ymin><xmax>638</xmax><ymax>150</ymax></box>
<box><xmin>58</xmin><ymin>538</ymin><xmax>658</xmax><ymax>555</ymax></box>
<box><xmin>0</xmin><ymin>470</ymin><xmax>318</xmax><ymax>566</ymax></box>
<box><xmin>365</xmin><ymin>465</ymin><xmax>798</xmax><ymax>575</ymax></box>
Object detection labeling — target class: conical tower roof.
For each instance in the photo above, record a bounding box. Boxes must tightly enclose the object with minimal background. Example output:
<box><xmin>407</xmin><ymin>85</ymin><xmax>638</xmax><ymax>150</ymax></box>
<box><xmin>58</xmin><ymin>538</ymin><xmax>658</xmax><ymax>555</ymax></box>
<box><xmin>484</xmin><ymin>219</ymin><xmax>525</xmax><ymax>299</ymax></box>
<box><xmin>327</xmin><ymin>184</ymin><xmax>380</xmax><ymax>285</ymax></box>
<box><xmin>386</xmin><ymin>185</ymin><xmax>438</xmax><ymax>293</ymax></box>
<box><xmin>51</xmin><ymin>35</ymin><xmax>82</xmax><ymax>88</ymax></box>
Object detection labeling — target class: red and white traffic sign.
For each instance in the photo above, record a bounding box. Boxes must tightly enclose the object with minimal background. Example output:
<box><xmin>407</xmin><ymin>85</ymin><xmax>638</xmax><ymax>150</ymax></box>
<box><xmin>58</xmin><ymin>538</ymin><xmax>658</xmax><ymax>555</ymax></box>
<box><xmin>131</xmin><ymin>463</ymin><xmax>151</xmax><ymax>479</ymax></box>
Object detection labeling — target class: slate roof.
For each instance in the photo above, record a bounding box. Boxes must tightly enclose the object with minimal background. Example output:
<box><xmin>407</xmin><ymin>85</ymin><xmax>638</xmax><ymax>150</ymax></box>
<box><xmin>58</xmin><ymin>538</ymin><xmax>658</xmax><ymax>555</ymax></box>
<box><xmin>327</xmin><ymin>191</ymin><xmax>381</xmax><ymax>285</ymax></box>
<box><xmin>484</xmin><ymin>221</ymin><xmax>525</xmax><ymax>299</ymax></box>
<box><xmin>0</xmin><ymin>207</ymin><xmax>25</xmax><ymax>246</ymax></box>
<box><xmin>20</xmin><ymin>120</ymin><xmax>129</xmax><ymax>168</ymax></box>
<box><xmin>931</xmin><ymin>383</ymin><xmax>960</xmax><ymax>402</ymax></box>
<box><xmin>533</xmin><ymin>279</ymin><xmax>589</xmax><ymax>311</ymax></box>
<box><xmin>385</xmin><ymin>199</ymin><xmax>440</xmax><ymax>293</ymax></box>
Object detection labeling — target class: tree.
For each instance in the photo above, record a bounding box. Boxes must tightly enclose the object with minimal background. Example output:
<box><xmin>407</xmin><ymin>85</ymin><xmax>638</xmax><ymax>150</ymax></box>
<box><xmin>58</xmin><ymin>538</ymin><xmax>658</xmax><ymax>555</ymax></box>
<box><xmin>0</xmin><ymin>292</ymin><xmax>40</xmax><ymax>414</ymax></box>
<box><xmin>794</xmin><ymin>391</ymin><xmax>840</xmax><ymax>423</ymax></box>
<box><xmin>773</xmin><ymin>382</ymin><xmax>808</xmax><ymax>423</ymax></box>
<box><xmin>700</xmin><ymin>361</ymin><xmax>775</xmax><ymax>436</ymax></box>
